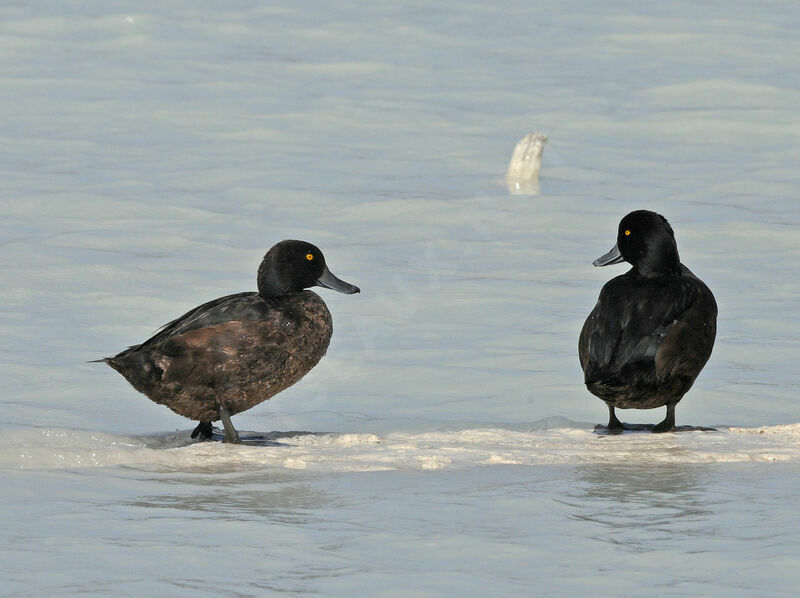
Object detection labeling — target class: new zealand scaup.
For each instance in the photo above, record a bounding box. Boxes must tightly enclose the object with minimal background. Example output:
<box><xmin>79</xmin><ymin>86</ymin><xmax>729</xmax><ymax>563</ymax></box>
<box><xmin>97</xmin><ymin>240</ymin><xmax>359</xmax><ymax>443</ymax></box>
<box><xmin>579</xmin><ymin>210</ymin><xmax>717</xmax><ymax>433</ymax></box>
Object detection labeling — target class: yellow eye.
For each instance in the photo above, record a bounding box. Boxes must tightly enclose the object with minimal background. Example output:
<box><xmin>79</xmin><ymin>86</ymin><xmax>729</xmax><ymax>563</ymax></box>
<box><xmin>624</xmin><ymin>230</ymin><xmax>631</xmax><ymax>236</ymax></box>
<box><xmin>306</xmin><ymin>253</ymin><xmax>314</xmax><ymax>261</ymax></box>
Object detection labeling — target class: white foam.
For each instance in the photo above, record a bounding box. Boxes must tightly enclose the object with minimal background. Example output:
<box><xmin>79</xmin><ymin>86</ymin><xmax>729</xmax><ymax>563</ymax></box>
<box><xmin>3</xmin><ymin>422</ymin><xmax>799</xmax><ymax>472</ymax></box>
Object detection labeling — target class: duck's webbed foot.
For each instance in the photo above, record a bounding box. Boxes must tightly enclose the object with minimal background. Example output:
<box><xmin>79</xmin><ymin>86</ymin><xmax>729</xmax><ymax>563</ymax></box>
<box><xmin>191</xmin><ymin>421</ymin><xmax>213</xmax><ymax>441</ymax></box>
<box><xmin>652</xmin><ymin>404</ymin><xmax>677</xmax><ymax>433</ymax></box>
<box><xmin>218</xmin><ymin>405</ymin><xmax>241</xmax><ymax>444</ymax></box>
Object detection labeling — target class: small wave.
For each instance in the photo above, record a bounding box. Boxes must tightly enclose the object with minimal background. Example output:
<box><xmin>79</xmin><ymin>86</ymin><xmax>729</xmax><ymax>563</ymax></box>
<box><xmin>3</xmin><ymin>422</ymin><xmax>799</xmax><ymax>472</ymax></box>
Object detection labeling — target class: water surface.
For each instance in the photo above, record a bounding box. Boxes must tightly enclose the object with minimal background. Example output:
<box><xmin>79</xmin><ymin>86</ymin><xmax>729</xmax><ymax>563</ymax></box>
<box><xmin>1</xmin><ymin>1</ymin><xmax>799</xmax><ymax>596</ymax></box>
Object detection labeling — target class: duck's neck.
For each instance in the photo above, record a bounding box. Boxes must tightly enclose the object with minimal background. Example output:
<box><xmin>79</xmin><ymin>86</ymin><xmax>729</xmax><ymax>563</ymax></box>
<box><xmin>635</xmin><ymin>242</ymin><xmax>680</xmax><ymax>278</ymax></box>
<box><xmin>257</xmin><ymin>265</ymin><xmax>296</xmax><ymax>298</ymax></box>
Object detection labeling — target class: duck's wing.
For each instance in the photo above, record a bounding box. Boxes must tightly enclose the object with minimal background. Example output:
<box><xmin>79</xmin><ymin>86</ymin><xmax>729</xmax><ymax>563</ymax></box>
<box><xmin>153</xmin><ymin>320</ymin><xmax>290</xmax><ymax>387</ymax></box>
<box><xmin>653</xmin><ymin>270</ymin><xmax>717</xmax><ymax>383</ymax></box>
<box><xmin>115</xmin><ymin>292</ymin><xmax>263</xmax><ymax>357</ymax></box>
<box><xmin>104</xmin><ymin>316</ymin><xmax>293</xmax><ymax>420</ymax></box>
<box><xmin>579</xmin><ymin>275</ymin><xmax>636</xmax><ymax>378</ymax></box>
<box><xmin>104</xmin><ymin>295</ymin><xmax>296</xmax><ymax>408</ymax></box>
<box><xmin>580</xmin><ymin>273</ymin><xmax>716</xmax><ymax>385</ymax></box>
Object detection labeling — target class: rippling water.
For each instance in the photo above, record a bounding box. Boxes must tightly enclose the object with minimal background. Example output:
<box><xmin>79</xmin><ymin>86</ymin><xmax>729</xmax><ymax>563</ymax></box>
<box><xmin>2</xmin><ymin>1</ymin><xmax>799</xmax><ymax>596</ymax></box>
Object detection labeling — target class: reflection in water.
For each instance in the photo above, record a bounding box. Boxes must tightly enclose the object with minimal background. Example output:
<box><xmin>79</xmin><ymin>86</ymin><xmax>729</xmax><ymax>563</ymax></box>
<box><xmin>128</xmin><ymin>473</ymin><xmax>335</xmax><ymax>526</ymax></box>
<box><xmin>137</xmin><ymin>429</ymin><xmax>322</xmax><ymax>450</ymax></box>
<box><xmin>506</xmin><ymin>179</ymin><xmax>541</xmax><ymax>196</ymax></box>
<box><xmin>563</xmin><ymin>463</ymin><xmax>717</xmax><ymax>552</ymax></box>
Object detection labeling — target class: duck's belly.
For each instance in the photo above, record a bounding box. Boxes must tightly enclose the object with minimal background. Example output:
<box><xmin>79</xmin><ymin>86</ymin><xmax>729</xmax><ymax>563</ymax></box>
<box><xmin>587</xmin><ymin>375</ymin><xmax>694</xmax><ymax>410</ymax></box>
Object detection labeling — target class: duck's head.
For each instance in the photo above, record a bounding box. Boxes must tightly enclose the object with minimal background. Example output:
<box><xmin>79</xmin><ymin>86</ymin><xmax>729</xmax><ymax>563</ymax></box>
<box><xmin>257</xmin><ymin>240</ymin><xmax>360</xmax><ymax>298</ymax></box>
<box><xmin>593</xmin><ymin>210</ymin><xmax>680</xmax><ymax>277</ymax></box>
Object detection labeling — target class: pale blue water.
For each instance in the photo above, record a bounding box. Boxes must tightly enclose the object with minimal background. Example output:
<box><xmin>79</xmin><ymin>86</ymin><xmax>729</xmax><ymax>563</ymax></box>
<box><xmin>2</xmin><ymin>2</ymin><xmax>799</xmax><ymax>596</ymax></box>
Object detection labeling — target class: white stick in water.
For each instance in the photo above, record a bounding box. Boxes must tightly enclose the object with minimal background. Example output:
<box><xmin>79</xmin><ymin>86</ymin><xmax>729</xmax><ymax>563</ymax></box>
<box><xmin>506</xmin><ymin>131</ymin><xmax>547</xmax><ymax>193</ymax></box>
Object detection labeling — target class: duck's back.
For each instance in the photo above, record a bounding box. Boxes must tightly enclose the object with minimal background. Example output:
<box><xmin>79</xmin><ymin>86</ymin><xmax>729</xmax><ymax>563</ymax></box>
<box><xmin>107</xmin><ymin>290</ymin><xmax>333</xmax><ymax>421</ymax></box>
<box><xmin>579</xmin><ymin>265</ymin><xmax>716</xmax><ymax>408</ymax></box>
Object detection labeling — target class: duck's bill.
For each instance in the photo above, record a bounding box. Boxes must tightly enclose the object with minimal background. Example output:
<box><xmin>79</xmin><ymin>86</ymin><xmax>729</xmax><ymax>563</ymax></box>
<box><xmin>316</xmin><ymin>266</ymin><xmax>360</xmax><ymax>294</ymax></box>
<box><xmin>593</xmin><ymin>244</ymin><xmax>625</xmax><ymax>267</ymax></box>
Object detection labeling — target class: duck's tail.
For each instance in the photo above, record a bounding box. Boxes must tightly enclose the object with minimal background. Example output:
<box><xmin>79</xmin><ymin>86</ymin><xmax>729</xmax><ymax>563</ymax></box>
<box><xmin>87</xmin><ymin>357</ymin><xmax>123</xmax><ymax>374</ymax></box>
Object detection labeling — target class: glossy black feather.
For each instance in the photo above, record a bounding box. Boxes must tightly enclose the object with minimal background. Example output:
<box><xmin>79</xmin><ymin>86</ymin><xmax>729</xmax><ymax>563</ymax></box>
<box><xmin>580</xmin><ymin>265</ymin><xmax>716</xmax><ymax>408</ymax></box>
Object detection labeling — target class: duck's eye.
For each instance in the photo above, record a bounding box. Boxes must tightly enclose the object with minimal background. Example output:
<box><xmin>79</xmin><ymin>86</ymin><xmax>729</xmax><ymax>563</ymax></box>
<box><xmin>306</xmin><ymin>253</ymin><xmax>314</xmax><ymax>261</ymax></box>
<box><xmin>624</xmin><ymin>229</ymin><xmax>631</xmax><ymax>236</ymax></box>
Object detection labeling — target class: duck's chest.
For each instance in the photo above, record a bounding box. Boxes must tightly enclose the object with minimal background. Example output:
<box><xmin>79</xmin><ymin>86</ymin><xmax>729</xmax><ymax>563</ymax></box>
<box><xmin>260</xmin><ymin>291</ymin><xmax>333</xmax><ymax>352</ymax></box>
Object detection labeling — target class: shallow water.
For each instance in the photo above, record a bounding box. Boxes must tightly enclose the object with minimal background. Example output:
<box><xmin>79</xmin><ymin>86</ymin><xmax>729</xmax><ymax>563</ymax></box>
<box><xmin>2</xmin><ymin>1</ymin><xmax>799</xmax><ymax>596</ymax></box>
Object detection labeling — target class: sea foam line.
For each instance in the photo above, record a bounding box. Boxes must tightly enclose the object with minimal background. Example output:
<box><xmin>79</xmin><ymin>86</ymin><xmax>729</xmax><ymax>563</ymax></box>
<box><xmin>2</xmin><ymin>423</ymin><xmax>799</xmax><ymax>471</ymax></box>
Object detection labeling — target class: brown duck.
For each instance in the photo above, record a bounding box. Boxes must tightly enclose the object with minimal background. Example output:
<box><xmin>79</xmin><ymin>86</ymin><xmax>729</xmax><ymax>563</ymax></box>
<box><xmin>97</xmin><ymin>240</ymin><xmax>359</xmax><ymax>443</ymax></box>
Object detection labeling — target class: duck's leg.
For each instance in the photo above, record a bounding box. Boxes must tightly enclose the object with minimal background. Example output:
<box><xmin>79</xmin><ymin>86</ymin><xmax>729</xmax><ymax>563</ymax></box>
<box><xmin>218</xmin><ymin>405</ymin><xmax>241</xmax><ymax>444</ymax></box>
<box><xmin>607</xmin><ymin>405</ymin><xmax>624</xmax><ymax>430</ymax></box>
<box><xmin>652</xmin><ymin>403</ymin><xmax>677</xmax><ymax>433</ymax></box>
<box><xmin>594</xmin><ymin>404</ymin><xmax>625</xmax><ymax>434</ymax></box>
<box><xmin>191</xmin><ymin>421</ymin><xmax>213</xmax><ymax>441</ymax></box>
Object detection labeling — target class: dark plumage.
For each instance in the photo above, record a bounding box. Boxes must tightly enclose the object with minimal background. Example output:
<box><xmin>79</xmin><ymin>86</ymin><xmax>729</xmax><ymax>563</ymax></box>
<box><xmin>97</xmin><ymin>240</ymin><xmax>359</xmax><ymax>443</ymax></box>
<box><xmin>578</xmin><ymin>210</ymin><xmax>717</xmax><ymax>433</ymax></box>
